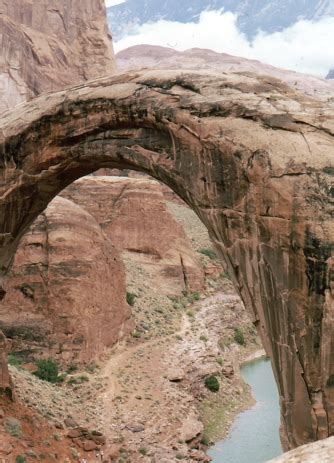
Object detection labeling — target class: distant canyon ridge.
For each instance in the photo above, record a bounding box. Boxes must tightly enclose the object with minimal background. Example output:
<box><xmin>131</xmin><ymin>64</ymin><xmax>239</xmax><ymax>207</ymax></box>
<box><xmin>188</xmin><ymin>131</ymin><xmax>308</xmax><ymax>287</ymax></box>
<box><xmin>107</xmin><ymin>0</ymin><xmax>334</xmax><ymax>40</ymax></box>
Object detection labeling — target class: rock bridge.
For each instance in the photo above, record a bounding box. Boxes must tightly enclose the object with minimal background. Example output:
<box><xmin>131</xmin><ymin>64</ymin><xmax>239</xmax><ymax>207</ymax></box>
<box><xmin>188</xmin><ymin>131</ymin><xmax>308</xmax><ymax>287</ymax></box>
<box><xmin>0</xmin><ymin>69</ymin><xmax>333</xmax><ymax>450</ymax></box>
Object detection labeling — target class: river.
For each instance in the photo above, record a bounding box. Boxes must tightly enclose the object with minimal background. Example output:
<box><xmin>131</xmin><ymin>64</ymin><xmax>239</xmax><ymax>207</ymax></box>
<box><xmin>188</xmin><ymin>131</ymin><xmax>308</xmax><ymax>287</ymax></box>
<box><xmin>208</xmin><ymin>356</ymin><xmax>283</xmax><ymax>463</ymax></box>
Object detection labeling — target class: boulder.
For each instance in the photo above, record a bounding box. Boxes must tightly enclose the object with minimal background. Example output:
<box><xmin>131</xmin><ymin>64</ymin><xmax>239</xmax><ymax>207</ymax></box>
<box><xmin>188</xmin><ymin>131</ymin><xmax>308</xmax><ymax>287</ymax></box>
<box><xmin>179</xmin><ymin>414</ymin><xmax>203</xmax><ymax>442</ymax></box>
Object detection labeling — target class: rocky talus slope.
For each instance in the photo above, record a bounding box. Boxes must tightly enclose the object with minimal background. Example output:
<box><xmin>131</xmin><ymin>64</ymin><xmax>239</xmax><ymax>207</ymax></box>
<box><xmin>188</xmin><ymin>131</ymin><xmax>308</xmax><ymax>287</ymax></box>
<box><xmin>0</xmin><ymin>0</ymin><xmax>115</xmax><ymax>113</ymax></box>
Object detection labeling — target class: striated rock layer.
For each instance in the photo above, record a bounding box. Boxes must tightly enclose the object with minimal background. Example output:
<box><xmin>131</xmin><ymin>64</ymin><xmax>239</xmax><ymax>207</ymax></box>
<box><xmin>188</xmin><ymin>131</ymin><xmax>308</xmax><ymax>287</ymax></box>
<box><xmin>0</xmin><ymin>69</ymin><xmax>333</xmax><ymax>450</ymax></box>
<box><xmin>62</xmin><ymin>176</ymin><xmax>204</xmax><ymax>295</ymax></box>
<box><xmin>0</xmin><ymin>0</ymin><xmax>115</xmax><ymax>113</ymax></box>
<box><xmin>1</xmin><ymin>196</ymin><xmax>133</xmax><ymax>364</ymax></box>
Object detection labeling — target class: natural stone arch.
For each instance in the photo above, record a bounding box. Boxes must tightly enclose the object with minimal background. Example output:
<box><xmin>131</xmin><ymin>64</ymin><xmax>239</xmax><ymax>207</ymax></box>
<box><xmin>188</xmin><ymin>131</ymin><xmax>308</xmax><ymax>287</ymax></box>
<box><xmin>0</xmin><ymin>69</ymin><xmax>333</xmax><ymax>450</ymax></box>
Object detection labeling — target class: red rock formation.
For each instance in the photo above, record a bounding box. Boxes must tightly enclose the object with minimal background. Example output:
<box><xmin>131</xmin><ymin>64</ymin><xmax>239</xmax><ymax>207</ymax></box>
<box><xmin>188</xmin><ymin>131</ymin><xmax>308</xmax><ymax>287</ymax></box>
<box><xmin>0</xmin><ymin>0</ymin><xmax>115</xmax><ymax>113</ymax></box>
<box><xmin>0</xmin><ymin>331</ymin><xmax>13</xmax><ymax>400</ymax></box>
<box><xmin>117</xmin><ymin>45</ymin><xmax>334</xmax><ymax>101</ymax></box>
<box><xmin>1</xmin><ymin>197</ymin><xmax>132</xmax><ymax>364</ymax></box>
<box><xmin>62</xmin><ymin>176</ymin><xmax>204</xmax><ymax>295</ymax></box>
<box><xmin>0</xmin><ymin>70</ymin><xmax>332</xmax><ymax>449</ymax></box>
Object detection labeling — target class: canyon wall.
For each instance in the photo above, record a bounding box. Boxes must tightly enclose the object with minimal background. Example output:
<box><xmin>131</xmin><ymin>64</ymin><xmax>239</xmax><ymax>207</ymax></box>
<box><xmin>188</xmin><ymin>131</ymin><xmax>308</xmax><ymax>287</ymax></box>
<box><xmin>0</xmin><ymin>0</ymin><xmax>115</xmax><ymax>113</ymax></box>
<box><xmin>0</xmin><ymin>176</ymin><xmax>204</xmax><ymax>363</ymax></box>
<box><xmin>1</xmin><ymin>196</ymin><xmax>133</xmax><ymax>364</ymax></box>
<box><xmin>0</xmin><ymin>70</ymin><xmax>332</xmax><ymax>450</ymax></box>
<box><xmin>62</xmin><ymin>176</ymin><xmax>204</xmax><ymax>295</ymax></box>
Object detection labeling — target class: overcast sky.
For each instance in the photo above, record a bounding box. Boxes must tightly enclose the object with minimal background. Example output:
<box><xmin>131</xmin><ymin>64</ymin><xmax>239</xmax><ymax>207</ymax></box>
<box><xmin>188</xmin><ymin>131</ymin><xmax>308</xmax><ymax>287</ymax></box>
<box><xmin>106</xmin><ymin>3</ymin><xmax>334</xmax><ymax>77</ymax></box>
<box><xmin>105</xmin><ymin>0</ymin><xmax>125</xmax><ymax>6</ymax></box>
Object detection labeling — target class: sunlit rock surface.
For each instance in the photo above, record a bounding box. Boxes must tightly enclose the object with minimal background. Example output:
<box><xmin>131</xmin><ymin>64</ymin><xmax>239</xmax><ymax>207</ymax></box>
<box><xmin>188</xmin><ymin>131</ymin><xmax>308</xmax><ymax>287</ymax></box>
<box><xmin>1</xmin><ymin>197</ymin><xmax>133</xmax><ymax>364</ymax></box>
<box><xmin>0</xmin><ymin>0</ymin><xmax>115</xmax><ymax>113</ymax></box>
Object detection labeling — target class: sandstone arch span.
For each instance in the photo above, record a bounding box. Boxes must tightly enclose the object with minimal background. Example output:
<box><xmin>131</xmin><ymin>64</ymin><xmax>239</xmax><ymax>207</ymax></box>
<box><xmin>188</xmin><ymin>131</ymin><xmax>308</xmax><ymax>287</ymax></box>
<box><xmin>0</xmin><ymin>69</ymin><xmax>333</xmax><ymax>450</ymax></box>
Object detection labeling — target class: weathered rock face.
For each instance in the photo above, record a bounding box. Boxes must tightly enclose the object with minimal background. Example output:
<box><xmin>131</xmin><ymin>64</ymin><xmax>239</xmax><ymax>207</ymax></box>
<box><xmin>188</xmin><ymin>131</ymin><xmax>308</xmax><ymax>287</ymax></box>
<box><xmin>0</xmin><ymin>331</ymin><xmax>13</xmax><ymax>400</ymax></box>
<box><xmin>0</xmin><ymin>0</ymin><xmax>115</xmax><ymax>113</ymax></box>
<box><xmin>0</xmin><ymin>196</ymin><xmax>132</xmax><ymax>364</ymax></box>
<box><xmin>62</xmin><ymin>176</ymin><xmax>204</xmax><ymax>295</ymax></box>
<box><xmin>117</xmin><ymin>45</ymin><xmax>334</xmax><ymax>101</ymax></box>
<box><xmin>269</xmin><ymin>436</ymin><xmax>334</xmax><ymax>462</ymax></box>
<box><xmin>0</xmin><ymin>70</ymin><xmax>333</xmax><ymax>450</ymax></box>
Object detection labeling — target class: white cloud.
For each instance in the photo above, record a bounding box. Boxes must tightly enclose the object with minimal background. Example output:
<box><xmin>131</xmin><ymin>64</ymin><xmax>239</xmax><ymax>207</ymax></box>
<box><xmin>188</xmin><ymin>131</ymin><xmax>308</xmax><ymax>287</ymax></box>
<box><xmin>114</xmin><ymin>10</ymin><xmax>334</xmax><ymax>77</ymax></box>
<box><xmin>105</xmin><ymin>0</ymin><xmax>126</xmax><ymax>7</ymax></box>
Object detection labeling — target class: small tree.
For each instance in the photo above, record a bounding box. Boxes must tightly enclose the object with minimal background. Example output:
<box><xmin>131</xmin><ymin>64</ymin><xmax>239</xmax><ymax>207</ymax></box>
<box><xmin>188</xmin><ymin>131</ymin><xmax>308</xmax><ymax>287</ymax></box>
<box><xmin>126</xmin><ymin>292</ymin><xmax>136</xmax><ymax>306</ymax></box>
<box><xmin>33</xmin><ymin>359</ymin><xmax>63</xmax><ymax>383</ymax></box>
<box><xmin>234</xmin><ymin>328</ymin><xmax>245</xmax><ymax>346</ymax></box>
<box><xmin>204</xmin><ymin>376</ymin><xmax>220</xmax><ymax>392</ymax></box>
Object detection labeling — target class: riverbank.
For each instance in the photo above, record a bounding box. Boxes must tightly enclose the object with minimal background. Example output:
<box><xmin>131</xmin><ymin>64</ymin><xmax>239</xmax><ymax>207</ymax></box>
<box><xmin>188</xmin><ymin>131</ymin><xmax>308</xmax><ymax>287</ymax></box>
<box><xmin>97</xmin><ymin>278</ymin><xmax>261</xmax><ymax>461</ymax></box>
<box><xmin>208</xmin><ymin>356</ymin><xmax>282</xmax><ymax>463</ymax></box>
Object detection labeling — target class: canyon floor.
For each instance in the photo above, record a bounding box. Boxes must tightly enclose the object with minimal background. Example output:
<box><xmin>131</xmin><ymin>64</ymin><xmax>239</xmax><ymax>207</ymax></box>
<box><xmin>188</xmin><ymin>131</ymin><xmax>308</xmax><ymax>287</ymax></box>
<box><xmin>2</xmin><ymin>200</ymin><xmax>261</xmax><ymax>462</ymax></box>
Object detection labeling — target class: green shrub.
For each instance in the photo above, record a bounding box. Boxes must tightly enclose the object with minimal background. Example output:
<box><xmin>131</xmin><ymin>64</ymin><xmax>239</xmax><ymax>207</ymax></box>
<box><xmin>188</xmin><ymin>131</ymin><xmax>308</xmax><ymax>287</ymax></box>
<box><xmin>126</xmin><ymin>292</ymin><xmax>136</xmax><ymax>306</ymax></box>
<box><xmin>132</xmin><ymin>330</ymin><xmax>141</xmax><ymax>338</ymax></box>
<box><xmin>199</xmin><ymin>335</ymin><xmax>208</xmax><ymax>342</ymax></box>
<box><xmin>7</xmin><ymin>354</ymin><xmax>23</xmax><ymax>367</ymax></box>
<box><xmin>67</xmin><ymin>363</ymin><xmax>78</xmax><ymax>374</ymax></box>
<box><xmin>139</xmin><ymin>447</ymin><xmax>148</xmax><ymax>455</ymax></box>
<box><xmin>326</xmin><ymin>375</ymin><xmax>334</xmax><ymax>387</ymax></box>
<box><xmin>204</xmin><ymin>376</ymin><xmax>220</xmax><ymax>392</ymax></box>
<box><xmin>200</xmin><ymin>434</ymin><xmax>210</xmax><ymax>446</ymax></box>
<box><xmin>85</xmin><ymin>362</ymin><xmax>99</xmax><ymax>373</ymax></box>
<box><xmin>199</xmin><ymin>248</ymin><xmax>217</xmax><ymax>259</ymax></box>
<box><xmin>220</xmin><ymin>271</ymin><xmax>230</xmax><ymax>280</ymax></box>
<box><xmin>192</xmin><ymin>292</ymin><xmax>200</xmax><ymax>301</ymax></box>
<box><xmin>216</xmin><ymin>357</ymin><xmax>224</xmax><ymax>366</ymax></box>
<box><xmin>67</xmin><ymin>375</ymin><xmax>89</xmax><ymax>385</ymax></box>
<box><xmin>4</xmin><ymin>417</ymin><xmax>22</xmax><ymax>438</ymax></box>
<box><xmin>16</xmin><ymin>456</ymin><xmax>26</xmax><ymax>463</ymax></box>
<box><xmin>33</xmin><ymin>359</ymin><xmax>64</xmax><ymax>383</ymax></box>
<box><xmin>234</xmin><ymin>328</ymin><xmax>245</xmax><ymax>346</ymax></box>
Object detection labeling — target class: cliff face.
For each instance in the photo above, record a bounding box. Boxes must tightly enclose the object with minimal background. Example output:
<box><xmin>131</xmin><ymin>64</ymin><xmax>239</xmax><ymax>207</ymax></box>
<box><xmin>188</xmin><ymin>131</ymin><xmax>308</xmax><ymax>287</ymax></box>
<box><xmin>1</xmin><ymin>196</ymin><xmax>133</xmax><ymax>364</ymax></box>
<box><xmin>0</xmin><ymin>0</ymin><xmax>115</xmax><ymax>113</ymax></box>
<box><xmin>62</xmin><ymin>176</ymin><xmax>204</xmax><ymax>296</ymax></box>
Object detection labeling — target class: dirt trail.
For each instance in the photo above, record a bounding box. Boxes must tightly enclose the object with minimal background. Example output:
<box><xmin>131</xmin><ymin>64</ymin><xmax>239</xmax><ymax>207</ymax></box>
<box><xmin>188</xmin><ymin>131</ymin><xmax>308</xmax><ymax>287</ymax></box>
<box><xmin>99</xmin><ymin>290</ymin><xmax>260</xmax><ymax>462</ymax></box>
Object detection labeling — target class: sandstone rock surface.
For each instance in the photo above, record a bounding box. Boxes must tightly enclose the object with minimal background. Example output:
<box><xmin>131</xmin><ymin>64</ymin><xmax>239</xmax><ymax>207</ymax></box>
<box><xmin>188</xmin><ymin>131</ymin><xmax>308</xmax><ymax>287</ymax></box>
<box><xmin>62</xmin><ymin>176</ymin><xmax>204</xmax><ymax>295</ymax></box>
<box><xmin>0</xmin><ymin>331</ymin><xmax>13</xmax><ymax>400</ymax></box>
<box><xmin>0</xmin><ymin>0</ymin><xmax>115</xmax><ymax>113</ymax></box>
<box><xmin>0</xmin><ymin>196</ymin><xmax>132</xmax><ymax>363</ymax></box>
<box><xmin>269</xmin><ymin>436</ymin><xmax>334</xmax><ymax>462</ymax></box>
<box><xmin>0</xmin><ymin>69</ymin><xmax>333</xmax><ymax>450</ymax></box>
<box><xmin>117</xmin><ymin>45</ymin><xmax>334</xmax><ymax>101</ymax></box>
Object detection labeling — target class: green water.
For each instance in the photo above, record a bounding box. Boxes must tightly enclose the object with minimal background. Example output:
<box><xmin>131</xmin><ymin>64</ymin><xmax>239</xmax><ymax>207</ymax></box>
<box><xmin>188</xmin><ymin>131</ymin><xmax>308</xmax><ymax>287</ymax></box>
<box><xmin>208</xmin><ymin>357</ymin><xmax>283</xmax><ymax>463</ymax></box>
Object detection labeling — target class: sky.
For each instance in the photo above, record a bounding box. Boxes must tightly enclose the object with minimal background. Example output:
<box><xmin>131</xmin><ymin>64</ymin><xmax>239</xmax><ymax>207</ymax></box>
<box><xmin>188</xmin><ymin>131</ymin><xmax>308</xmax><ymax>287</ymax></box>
<box><xmin>106</xmin><ymin>3</ymin><xmax>334</xmax><ymax>77</ymax></box>
<box><xmin>105</xmin><ymin>0</ymin><xmax>125</xmax><ymax>6</ymax></box>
